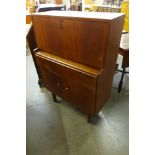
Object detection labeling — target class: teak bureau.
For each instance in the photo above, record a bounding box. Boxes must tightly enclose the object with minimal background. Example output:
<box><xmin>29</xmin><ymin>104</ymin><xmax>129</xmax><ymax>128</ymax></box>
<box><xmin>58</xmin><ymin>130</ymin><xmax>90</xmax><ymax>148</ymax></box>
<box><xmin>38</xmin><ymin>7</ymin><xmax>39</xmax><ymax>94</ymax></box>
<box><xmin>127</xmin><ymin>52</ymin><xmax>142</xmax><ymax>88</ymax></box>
<box><xmin>27</xmin><ymin>11</ymin><xmax>124</xmax><ymax>122</ymax></box>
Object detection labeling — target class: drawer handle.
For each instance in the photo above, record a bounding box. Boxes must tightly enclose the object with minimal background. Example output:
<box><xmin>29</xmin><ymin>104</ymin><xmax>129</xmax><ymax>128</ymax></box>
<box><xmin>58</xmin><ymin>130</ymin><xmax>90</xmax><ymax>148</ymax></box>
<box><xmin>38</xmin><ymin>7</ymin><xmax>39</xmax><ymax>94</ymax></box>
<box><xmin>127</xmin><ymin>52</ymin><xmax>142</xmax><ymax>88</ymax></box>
<box><xmin>57</xmin><ymin>82</ymin><xmax>61</xmax><ymax>86</ymax></box>
<box><xmin>65</xmin><ymin>87</ymin><xmax>69</xmax><ymax>91</ymax></box>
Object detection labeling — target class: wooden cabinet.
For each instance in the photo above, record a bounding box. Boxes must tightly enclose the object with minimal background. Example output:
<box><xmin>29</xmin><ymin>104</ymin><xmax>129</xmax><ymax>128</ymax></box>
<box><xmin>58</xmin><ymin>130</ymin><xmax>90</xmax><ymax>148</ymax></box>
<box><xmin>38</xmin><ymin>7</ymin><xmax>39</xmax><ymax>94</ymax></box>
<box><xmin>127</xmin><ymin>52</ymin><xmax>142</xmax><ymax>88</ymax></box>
<box><xmin>55</xmin><ymin>0</ymin><xmax>62</xmax><ymax>4</ymax></box>
<box><xmin>26</xmin><ymin>14</ymin><xmax>31</xmax><ymax>24</ymax></box>
<box><xmin>30</xmin><ymin>11</ymin><xmax>125</xmax><ymax>122</ymax></box>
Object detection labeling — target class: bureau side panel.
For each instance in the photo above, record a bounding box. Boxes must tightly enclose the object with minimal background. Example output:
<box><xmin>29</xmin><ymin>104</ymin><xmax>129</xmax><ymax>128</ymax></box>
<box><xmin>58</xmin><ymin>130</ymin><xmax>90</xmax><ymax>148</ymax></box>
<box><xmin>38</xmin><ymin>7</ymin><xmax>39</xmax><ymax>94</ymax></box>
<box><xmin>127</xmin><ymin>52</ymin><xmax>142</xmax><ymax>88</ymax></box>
<box><xmin>95</xmin><ymin>15</ymin><xmax>125</xmax><ymax>113</ymax></box>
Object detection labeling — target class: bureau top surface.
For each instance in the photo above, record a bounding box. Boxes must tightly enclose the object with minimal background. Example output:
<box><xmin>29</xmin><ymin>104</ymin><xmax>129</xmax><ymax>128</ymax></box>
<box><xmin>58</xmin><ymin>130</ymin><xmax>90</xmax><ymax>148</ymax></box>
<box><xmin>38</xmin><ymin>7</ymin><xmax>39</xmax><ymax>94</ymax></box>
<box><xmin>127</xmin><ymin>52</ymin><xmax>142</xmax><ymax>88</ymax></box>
<box><xmin>32</xmin><ymin>11</ymin><xmax>124</xmax><ymax>21</ymax></box>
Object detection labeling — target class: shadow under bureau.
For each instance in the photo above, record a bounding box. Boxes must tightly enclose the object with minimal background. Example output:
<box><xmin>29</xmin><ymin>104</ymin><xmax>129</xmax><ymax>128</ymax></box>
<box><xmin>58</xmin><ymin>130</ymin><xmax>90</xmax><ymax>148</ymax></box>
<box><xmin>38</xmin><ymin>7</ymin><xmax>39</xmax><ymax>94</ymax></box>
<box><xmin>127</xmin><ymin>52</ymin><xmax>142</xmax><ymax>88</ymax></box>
<box><xmin>27</xmin><ymin>11</ymin><xmax>125</xmax><ymax>122</ymax></box>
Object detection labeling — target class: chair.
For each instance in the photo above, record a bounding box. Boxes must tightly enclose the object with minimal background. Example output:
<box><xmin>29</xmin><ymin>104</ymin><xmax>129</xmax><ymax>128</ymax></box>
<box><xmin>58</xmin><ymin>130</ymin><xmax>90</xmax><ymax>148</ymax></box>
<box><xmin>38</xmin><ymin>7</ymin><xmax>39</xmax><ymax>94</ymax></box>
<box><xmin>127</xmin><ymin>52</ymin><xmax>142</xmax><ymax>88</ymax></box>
<box><xmin>116</xmin><ymin>32</ymin><xmax>129</xmax><ymax>93</ymax></box>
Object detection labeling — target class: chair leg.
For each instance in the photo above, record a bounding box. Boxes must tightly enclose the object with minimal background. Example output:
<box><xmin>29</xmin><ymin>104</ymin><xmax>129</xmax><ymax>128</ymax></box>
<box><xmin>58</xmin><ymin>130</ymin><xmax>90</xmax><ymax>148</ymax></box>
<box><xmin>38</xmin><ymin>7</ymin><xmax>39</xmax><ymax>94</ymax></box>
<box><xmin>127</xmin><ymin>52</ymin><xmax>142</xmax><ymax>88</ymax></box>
<box><xmin>87</xmin><ymin>115</ymin><xmax>93</xmax><ymax>123</ymax></box>
<box><xmin>118</xmin><ymin>68</ymin><xmax>126</xmax><ymax>93</ymax></box>
<box><xmin>52</xmin><ymin>93</ymin><xmax>58</xmax><ymax>102</ymax></box>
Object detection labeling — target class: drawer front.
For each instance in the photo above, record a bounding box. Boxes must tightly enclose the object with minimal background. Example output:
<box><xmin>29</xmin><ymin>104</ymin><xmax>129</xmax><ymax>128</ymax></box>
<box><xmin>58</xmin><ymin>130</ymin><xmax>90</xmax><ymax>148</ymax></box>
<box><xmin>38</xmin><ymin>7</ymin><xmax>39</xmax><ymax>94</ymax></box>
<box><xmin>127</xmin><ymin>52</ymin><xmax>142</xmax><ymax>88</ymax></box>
<box><xmin>40</xmin><ymin>66</ymin><xmax>66</xmax><ymax>97</ymax></box>
<box><xmin>36</xmin><ymin>55</ymin><xmax>97</xmax><ymax>91</ymax></box>
<box><xmin>39</xmin><ymin>64</ymin><xmax>95</xmax><ymax>115</ymax></box>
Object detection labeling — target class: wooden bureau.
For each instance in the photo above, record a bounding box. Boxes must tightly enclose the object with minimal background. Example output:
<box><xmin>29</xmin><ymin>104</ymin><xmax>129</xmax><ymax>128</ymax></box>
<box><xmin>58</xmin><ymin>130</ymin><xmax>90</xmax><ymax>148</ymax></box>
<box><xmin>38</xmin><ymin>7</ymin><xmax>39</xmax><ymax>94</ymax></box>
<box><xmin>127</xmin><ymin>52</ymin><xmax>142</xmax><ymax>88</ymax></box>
<box><xmin>28</xmin><ymin>11</ymin><xmax>124</xmax><ymax>122</ymax></box>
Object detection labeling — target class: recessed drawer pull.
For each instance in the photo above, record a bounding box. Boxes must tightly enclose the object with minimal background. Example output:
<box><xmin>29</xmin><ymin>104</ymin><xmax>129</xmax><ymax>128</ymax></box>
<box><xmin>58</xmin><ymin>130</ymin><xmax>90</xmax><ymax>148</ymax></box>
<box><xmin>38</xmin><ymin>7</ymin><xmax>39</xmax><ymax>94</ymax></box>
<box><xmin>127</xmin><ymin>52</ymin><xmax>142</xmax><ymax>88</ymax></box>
<box><xmin>65</xmin><ymin>87</ymin><xmax>69</xmax><ymax>91</ymax></box>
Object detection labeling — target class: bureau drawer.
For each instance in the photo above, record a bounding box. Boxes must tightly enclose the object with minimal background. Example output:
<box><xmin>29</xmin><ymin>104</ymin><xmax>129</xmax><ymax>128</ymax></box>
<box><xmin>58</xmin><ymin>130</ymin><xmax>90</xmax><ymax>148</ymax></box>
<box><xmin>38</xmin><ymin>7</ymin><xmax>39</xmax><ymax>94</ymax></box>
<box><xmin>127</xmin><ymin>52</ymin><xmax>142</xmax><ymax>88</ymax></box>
<box><xmin>39</xmin><ymin>66</ymin><xmax>95</xmax><ymax>114</ymax></box>
<box><xmin>36</xmin><ymin>53</ymin><xmax>98</xmax><ymax>91</ymax></box>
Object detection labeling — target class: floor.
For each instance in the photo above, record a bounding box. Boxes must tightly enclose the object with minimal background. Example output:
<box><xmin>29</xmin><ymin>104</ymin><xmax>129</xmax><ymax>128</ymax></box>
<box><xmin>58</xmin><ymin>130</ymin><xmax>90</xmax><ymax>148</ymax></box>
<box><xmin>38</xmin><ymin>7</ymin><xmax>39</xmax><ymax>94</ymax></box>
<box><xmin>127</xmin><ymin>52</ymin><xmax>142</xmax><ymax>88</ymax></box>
<box><xmin>26</xmin><ymin>50</ymin><xmax>129</xmax><ymax>155</ymax></box>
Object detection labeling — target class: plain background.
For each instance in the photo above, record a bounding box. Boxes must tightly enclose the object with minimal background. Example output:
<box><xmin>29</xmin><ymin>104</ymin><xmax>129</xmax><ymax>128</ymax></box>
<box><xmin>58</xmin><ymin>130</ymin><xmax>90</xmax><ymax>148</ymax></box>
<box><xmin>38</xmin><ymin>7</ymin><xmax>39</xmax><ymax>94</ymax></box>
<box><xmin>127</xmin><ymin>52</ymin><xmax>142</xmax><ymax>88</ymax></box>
<box><xmin>0</xmin><ymin>0</ymin><xmax>155</xmax><ymax>155</ymax></box>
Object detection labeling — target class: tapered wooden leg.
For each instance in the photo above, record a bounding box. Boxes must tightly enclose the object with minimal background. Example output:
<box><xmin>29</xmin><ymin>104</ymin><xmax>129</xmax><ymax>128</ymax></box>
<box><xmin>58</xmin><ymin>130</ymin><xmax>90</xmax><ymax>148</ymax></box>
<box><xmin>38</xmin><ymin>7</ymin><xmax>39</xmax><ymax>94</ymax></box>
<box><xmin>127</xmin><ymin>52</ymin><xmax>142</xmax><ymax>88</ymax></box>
<box><xmin>118</xmin><ymin>68</ymin><xmax>126</xmax><ymax>93</ymax></box>
<box><xmin>38</xmin><ymin>79</ymin><xmax>44</xmax><ymax>88</ymax></box>
<box><xmin>115</xmin><ymin>63</ymin><xmax>119</xmax><ymax>70</ymax></box>
<box><xmin>52</xmin><ymin>93</ymin><xmax>58</xmax><ymax>102</ymax></box>
<box><xmin>87</xmin><ymin>115</ymin><xmax>93</xmax><ymax>123</ymax></box>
